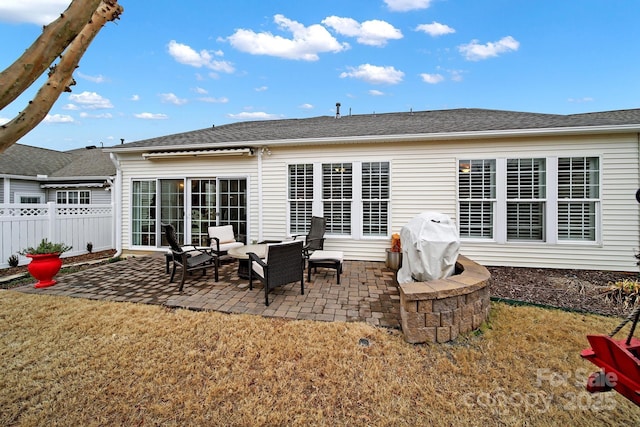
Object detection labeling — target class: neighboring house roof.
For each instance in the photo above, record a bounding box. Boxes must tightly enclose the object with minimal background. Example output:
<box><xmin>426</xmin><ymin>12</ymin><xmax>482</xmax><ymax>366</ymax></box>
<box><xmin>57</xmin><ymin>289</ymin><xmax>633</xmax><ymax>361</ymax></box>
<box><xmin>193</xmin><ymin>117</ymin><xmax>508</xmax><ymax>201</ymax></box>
<box><xmin>0</xmin><ymin>144</ymin><xmax>115</xmax><ymax>178</ymax></box>
<box><xmin>108</xmin><ymin>108</ymin><xmax>640</xmax><ymax>152</ymax></box>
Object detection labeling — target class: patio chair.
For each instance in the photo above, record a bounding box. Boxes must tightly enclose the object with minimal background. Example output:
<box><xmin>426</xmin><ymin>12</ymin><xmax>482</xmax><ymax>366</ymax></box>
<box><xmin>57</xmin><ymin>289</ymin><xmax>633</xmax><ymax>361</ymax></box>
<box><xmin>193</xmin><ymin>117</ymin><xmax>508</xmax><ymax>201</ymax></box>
<box><xmin>292</xmin><ymin>216</ymin><xmax>326</xmax><ymax>258</ymax></box>
<box><xmin>208</xmin><ymin>224</ymin><xmax>245</xmax><ymax>259</ymax></box>
<box><xmin>248</xmin><ymin>240</ymin><xmax>304</xmax><ymax>306</ymax></box>
<box><xmin>163</xmin><ymin>223</ymin><xmax>218</xmax><ymax>291</ymax></box>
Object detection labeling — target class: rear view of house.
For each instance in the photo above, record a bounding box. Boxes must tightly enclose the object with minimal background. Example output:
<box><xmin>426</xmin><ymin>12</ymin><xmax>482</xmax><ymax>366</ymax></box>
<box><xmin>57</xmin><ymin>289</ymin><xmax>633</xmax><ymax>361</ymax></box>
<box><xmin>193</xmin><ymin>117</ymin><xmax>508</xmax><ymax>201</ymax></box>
<box><xmin>106</xmin><ymin>108</ymin><xmax>640</xmax><ymax>272</ymax></box>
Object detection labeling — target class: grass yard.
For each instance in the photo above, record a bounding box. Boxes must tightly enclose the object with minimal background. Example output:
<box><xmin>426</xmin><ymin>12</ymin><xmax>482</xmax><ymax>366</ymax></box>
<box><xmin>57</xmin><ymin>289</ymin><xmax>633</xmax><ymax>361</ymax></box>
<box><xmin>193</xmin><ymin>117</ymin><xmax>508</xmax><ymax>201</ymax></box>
<box><xmin>1</xmin><ymin>291</ymin><xmax>638</xmax><ymax>426</ymax></box>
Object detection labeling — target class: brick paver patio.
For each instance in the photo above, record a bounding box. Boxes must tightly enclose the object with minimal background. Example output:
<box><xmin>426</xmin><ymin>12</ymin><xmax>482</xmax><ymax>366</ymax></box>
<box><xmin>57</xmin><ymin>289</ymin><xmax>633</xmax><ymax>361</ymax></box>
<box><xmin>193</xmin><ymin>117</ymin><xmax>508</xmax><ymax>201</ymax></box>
<box><xmin>14</xmin><ymin>254</ymin><xmax>401</xmax><ymax>329</ymax></box>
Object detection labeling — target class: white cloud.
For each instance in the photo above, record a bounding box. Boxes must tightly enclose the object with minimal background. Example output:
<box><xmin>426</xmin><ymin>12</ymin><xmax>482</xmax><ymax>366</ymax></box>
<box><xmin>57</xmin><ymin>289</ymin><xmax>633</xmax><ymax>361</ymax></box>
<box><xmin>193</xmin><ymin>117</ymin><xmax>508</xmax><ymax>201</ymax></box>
<box><xmin>255</xmin><ymin>86</ymin><xmax>269</xmax><ymax>92</ymax></box>
<box><xmin>0</xmin><ymin>116</ymin><xmax>11</xmax><ymax>125</ymax></box>
<box><xmin>368</xmin><ymin>90</ymin><xmax>385</xmax><ymax>96</ymax></box>
<box><xmin>299</xmin><ymin>103</ymin><xmax>314</xmax><ymax>109</ymax></box>
<box><xmin>77</xmin><ymin>72</ymin><xmax>107</xmax><ymax>83</ymax></box>
<box><xmin>134</xmin><ymin>112</ymin><xmax>168</xmax><ymax>120</ymax></box>
<box><xmin>68</xmin><ymin>91</ymin><xmax>113</xmax><ymax>109</ymax></box>
<box><xmin>194</xmin><ymin>87</ymin><xmax>208</xmax><ymax>95</ymax></box>
<box><xmin>130</xmin><ymin>95</ymin><xmax>140</xmax><ymax>101</ymax></box>
<box><xmin>227</xmin><ymin>14</ymin><xmax>348</xmax><ymax>61</ymax></box>
<box><xmin>340</xmin><ymin>64</ymin><xmax>404</xmax><ymax>85</ymax></box>
<box><xmin>0</xmin><ymin>0</ymin><xmax>69</xmax><ymax>25</ymax></box>
<box><xmin>198</xmin><ymin>97</ymin><xmax>229</xmax><ymax>104</ymax></box>
<box><xmin>159</xmin><ymin>93</ymin><xmax>187</xmax><ymax>105</ymax></box>
<box><xmin>167</xmin><ymin>40</ymin><xmax>235</xmax><ymax>73</ymax></box>
<box><xmin>226</xmin><ymin>112</ymin><xmax>282</xmax><ymax>120</ymax></box>
<box><xmin>43</xmin><ymin>113</ymin><xmax>74</xmax><ymax>123</ymax></box>
<box><xmin>420</xmin><ymin>73</ymin><xmax>444</xmax><ymax>84</ymax></box>
<box><xmin>459</xmin><ymin>36</ymin><xmax>520</xmax><ymax>61</ymax></box>
<box><xmin>62</xmin><ymin>103</ymin><xmax>79</xmax><ymax>110</ymax></box>
<box><xmin>384</xmin><ymin>0</ymin><xmax>432</xmax><ymax>12</ymax></box>
<box><xmin>416</xmin><ymin>22</ymin><xmax>455</xmax><ymax>37</ymax></box>
<box><xmin>322</xmin><ymin>16</ymin><xmax>402</xmax><ymax>47</ymax></box>
<box><xmin>79</xmin><ymin>112</ymin><xmax>113</xmax><ymax>119</ymax></box>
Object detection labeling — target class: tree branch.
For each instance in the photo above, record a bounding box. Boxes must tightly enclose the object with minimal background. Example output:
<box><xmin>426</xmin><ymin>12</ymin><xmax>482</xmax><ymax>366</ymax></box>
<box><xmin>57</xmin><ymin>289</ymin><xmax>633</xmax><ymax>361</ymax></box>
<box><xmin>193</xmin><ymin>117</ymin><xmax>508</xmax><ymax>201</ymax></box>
<box><xmin>0</xmin><ymin>0</ymin><xmax>105</xmax><ymax>110</ymax></box>
<box><xmin>0</xmin><ymin>0</ymin><xmax>123</xmax><ymax>153</ymax></box>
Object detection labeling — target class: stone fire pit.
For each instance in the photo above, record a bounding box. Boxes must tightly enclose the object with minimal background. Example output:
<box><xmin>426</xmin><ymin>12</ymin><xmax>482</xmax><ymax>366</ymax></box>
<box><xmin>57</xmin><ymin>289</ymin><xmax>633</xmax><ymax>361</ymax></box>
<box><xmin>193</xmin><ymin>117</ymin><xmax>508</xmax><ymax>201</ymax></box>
<box><xmin>398</xmin><ymin>255</ymin><xmax>491</xmax><ymax>344</ymax></box>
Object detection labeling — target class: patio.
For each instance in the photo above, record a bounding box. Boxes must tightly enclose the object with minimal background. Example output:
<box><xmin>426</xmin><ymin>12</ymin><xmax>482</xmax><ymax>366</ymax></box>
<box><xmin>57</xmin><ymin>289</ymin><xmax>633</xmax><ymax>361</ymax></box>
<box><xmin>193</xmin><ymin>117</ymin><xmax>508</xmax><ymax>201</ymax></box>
<box><xmin>14</xmin><ymin>253</ymin><xmax>401</xmax><ymax>328</ymax></box>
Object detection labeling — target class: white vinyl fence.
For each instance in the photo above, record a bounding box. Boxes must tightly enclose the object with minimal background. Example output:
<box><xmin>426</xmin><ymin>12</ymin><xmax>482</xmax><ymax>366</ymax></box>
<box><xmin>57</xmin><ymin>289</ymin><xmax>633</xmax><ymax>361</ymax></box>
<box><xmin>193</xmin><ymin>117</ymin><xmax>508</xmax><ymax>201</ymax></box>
<box><xmin>0</xmin><ymin>202</ymin><xmax>114</xmax><ymax>268</ymax></box>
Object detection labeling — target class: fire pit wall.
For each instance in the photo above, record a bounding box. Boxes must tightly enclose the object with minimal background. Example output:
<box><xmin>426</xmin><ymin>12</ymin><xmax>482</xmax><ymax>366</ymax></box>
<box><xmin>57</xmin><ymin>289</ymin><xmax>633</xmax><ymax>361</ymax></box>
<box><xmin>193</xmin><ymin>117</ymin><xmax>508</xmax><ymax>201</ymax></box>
<box><xmin>398</xmin><ymin>255</ymin><xmax>491</xmax><ymax>344</ymax></box>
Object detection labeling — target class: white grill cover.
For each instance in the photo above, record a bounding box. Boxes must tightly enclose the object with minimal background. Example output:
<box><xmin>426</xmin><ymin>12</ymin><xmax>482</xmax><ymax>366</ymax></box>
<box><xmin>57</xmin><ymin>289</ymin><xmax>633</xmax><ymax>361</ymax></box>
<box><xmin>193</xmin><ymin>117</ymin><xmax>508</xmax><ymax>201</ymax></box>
<box><xmin>397</xmin><ymin>212</ymin><xmax>460</xmax><ymax>284</ymax></box>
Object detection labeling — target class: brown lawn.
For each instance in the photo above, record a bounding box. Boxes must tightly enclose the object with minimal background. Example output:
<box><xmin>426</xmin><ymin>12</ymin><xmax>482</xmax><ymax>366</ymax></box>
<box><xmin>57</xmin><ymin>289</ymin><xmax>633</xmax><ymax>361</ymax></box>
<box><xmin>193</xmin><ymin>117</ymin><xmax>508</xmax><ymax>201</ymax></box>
<box><xmin>1</xmin><ymin>291</ymin><xmax>638</xmax><ymax>426</ymax></box>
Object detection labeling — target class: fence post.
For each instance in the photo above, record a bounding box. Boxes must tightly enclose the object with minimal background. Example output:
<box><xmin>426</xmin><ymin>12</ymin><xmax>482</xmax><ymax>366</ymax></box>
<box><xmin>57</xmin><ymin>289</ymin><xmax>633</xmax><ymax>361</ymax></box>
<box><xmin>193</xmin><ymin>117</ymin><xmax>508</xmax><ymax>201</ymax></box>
<box><xmin>47</xmin><ymin>202</ymin><xmax>56</xmax><ymax>242</ymax></box>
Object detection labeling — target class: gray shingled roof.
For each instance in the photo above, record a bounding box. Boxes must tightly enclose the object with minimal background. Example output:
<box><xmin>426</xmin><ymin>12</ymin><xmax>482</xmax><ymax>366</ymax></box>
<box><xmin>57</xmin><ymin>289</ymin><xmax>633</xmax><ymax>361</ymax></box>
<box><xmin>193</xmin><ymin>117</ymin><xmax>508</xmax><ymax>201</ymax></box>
<box><xmin>0</xmin><ymin>144</ymin><xmax>115</xmax><ymax>178</ymax></box>
<box><xmin>112</xmin><ymin>108</ymin><xmax>640</xmax><ymax>151</ymax></box>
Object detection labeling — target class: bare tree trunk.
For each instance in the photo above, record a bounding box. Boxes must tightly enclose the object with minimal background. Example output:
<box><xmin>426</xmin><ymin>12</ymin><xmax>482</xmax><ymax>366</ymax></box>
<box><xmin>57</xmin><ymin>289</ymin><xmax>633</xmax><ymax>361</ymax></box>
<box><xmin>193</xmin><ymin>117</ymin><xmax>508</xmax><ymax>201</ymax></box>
<box><xmin>0</xmin><ymin>0</ymin><xmax>105</xmax><ymax>110</ymax></box>
<box><xmin>0</xmin><ymin>0</ymin><xmax>123</xmax><ymax>153</ymax></box>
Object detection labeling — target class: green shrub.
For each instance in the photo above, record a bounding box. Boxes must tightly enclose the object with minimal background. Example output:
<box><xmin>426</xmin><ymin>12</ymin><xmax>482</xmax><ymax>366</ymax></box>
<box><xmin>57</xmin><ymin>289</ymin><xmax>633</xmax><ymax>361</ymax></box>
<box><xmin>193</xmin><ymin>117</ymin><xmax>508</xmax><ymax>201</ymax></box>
<box><xmin>19</xmin><ymin>238</ymin><xmax>72</xmax><ymax>255</ymax></box>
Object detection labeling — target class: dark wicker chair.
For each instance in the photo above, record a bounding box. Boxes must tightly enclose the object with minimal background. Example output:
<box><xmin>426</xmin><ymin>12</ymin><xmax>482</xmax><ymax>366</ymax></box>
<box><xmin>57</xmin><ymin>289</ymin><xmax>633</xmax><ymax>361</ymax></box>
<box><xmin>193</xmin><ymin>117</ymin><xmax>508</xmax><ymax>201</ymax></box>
<box><xmin>293</xmin><ymin>216</ymin><xmax>326</xmax><ymax>257</ymax></box>
<box><xmin>248</xmin><ymin>240</ymin><xmax>304</xmax><ymax>306</ymax></box>
<box><xmin>162</xmin><ymin>223</ymin><xmax>218</xmax><ymax>291</ymax></box>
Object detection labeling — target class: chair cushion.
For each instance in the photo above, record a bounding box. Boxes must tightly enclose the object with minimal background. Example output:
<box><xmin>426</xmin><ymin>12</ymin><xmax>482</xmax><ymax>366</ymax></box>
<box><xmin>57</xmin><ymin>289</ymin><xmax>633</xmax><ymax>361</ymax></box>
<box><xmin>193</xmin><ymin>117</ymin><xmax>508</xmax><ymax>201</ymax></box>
<box><xmin>218</xmin><ymin>241</ymin><xmax>244</xmax><ymax>252</ymax></box>
<box><xmin>208</xmin><ymin>225</ymin><xmax>236</xmax><ymax>244</ymax></box>
<box><xmin>309</xmin><ymin>250</ymin><xmax>344</xmax><ymax>262</ymax></box>
<box><xmin>251</xmin><ymin>260</ymin><xmax>265</xmax><ymax>278</ymax></box>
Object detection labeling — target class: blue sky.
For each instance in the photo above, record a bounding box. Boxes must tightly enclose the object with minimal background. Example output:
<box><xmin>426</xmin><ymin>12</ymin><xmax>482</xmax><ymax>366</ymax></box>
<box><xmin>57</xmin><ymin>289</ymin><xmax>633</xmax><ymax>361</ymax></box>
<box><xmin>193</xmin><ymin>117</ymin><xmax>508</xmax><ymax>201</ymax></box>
<box><xmin>1</xmin><ymin>0</ymin><xmax>639</xmax><ymax>151</ymax></box>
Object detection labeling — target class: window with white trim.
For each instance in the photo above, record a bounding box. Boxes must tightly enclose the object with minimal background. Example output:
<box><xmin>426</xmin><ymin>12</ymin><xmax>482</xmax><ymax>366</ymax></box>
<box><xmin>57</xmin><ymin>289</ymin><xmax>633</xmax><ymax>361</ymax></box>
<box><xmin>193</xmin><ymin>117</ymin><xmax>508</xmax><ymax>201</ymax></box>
<box><xmin>288</xmin><ymin>164</ymin><xmax>314</xmax><ymax>234</ymax></box>
<box><xmin>558</xmin><ymin>157</ymin><xmax>599</xmax><ymax>241</ymax></box>
<box><xmin>56</xmin><ymin>190</ymin><xmax>90</xmax><ymax>204</ymax></box>
<box><xmin>16</xmin><ymin>194</ymin><xmax>43</xmax><ymax>204</ymax></box>
<box><xmin>362</xmin><ymin>161</ymin><xmax>389</xmax><ymax>236</ymax></box>
<box><xmin>506</xmin><ymin>158</ymin><xmax>546</xmax><ymax>241</ymax></box>
<box><xmin>323</xmin><ymin>163</ymin><xmax>353</xmax><ymax>235</ymax></box>
<box><xmin>458</xmin><ymin>156</ymin><xmax>600</xmax><ymax>243</ymax></box>
<box><xmin>458</xmin><ymin>159</ymin><xmax>495</xmax><ymax>238</ymax></box>
<box><xmin>287</xmin><ymin>161</ymin><xmax>390</xmax><ymax>238</ymax></box>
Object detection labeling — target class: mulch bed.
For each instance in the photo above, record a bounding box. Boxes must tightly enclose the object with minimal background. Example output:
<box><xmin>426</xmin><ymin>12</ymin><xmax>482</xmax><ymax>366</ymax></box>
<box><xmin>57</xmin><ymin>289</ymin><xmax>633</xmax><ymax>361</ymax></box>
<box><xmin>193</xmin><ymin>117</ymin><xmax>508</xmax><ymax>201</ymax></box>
<box><xmin>1</xmin><ymin>250</ymin><xmax>117</xmax><ymax>279</ymax></box>
<box><xmin>487</xmin><ymin>266</ymin><xmax>639</xmax><ymax>317</ymax></box>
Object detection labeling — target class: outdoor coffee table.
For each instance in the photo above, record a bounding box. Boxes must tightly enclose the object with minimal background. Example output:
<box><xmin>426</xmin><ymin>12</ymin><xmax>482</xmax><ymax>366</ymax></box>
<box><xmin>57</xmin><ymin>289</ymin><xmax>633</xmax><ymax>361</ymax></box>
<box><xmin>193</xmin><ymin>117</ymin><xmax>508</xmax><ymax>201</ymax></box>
<box><xmin>228</xmin><ymin>244</ymin><xmax>267</xmax><ymax>279</ymax></box>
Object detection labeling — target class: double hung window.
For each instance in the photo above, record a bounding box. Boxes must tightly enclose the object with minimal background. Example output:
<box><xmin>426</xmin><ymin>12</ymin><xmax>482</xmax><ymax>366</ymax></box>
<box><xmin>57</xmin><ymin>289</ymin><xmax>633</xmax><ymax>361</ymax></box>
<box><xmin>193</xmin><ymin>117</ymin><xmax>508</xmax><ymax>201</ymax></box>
<box><xmin>458</xmin><ymin>156</ymin><xmax>599</xmax><ymax>243</ymax></box>
<box><xmin>288</xmin><ymin>161</ymin><xmax>390</xmax><ymax>238</ymax></box>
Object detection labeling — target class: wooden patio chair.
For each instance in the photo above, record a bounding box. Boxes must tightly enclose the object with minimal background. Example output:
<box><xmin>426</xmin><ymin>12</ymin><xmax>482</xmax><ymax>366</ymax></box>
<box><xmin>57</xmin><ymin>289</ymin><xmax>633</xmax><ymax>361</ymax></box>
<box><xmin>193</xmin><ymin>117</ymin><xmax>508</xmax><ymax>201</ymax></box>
<box><xmin>248</xmin><ymin>240</ymin><xmax>305</xmax><ymax>306</ymax></box>
<box><xmin>292</xmin><ymin>216</ymin><xmax>326</xmax><ymax>258</ymax></box>
<box><xmin>162</xmin><ymin>223</ymin><xmax>218</xmax><ymax>291</ymax></box>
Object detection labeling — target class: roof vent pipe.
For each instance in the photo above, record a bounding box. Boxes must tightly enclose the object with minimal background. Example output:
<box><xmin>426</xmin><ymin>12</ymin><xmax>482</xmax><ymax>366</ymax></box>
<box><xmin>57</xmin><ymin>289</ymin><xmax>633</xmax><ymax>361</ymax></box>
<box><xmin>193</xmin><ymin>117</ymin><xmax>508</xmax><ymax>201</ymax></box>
<box><xmin>335</xmin><ymin>102</ymin><xmax>341</xmax><ymax>119</ymax></box>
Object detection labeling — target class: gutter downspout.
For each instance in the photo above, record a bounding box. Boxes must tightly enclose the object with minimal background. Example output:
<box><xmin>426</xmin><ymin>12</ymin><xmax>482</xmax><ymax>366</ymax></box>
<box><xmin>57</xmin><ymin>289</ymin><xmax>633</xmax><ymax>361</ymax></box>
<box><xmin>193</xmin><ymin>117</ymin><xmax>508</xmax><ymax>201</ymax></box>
<box><xmin>109</xmin><ymin>153</ymin><xmax>123</xmax><ymax>258</ymax></box>
<box><xmin>257</xmin><ymin>148</ymin><xmax>264</xmax><ymax>243</ymax></box>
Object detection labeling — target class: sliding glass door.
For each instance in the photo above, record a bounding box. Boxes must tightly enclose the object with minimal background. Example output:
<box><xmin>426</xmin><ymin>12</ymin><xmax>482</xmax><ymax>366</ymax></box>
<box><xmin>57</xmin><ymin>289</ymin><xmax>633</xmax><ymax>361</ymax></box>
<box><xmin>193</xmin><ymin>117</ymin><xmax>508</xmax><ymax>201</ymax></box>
<box><xmin>132</xmin><ymin>177</ymin><xmax>247</xmax><ymax>248</ymax></box>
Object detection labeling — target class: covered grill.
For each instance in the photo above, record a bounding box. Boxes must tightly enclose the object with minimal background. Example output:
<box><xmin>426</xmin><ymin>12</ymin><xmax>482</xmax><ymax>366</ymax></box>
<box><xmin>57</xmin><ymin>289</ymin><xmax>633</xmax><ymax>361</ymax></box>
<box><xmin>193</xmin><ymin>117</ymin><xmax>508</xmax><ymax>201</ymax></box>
<box><xmin>397</xmin><ymin>212</ymin><xmax>460</xmax><ymax>284</ymax></box>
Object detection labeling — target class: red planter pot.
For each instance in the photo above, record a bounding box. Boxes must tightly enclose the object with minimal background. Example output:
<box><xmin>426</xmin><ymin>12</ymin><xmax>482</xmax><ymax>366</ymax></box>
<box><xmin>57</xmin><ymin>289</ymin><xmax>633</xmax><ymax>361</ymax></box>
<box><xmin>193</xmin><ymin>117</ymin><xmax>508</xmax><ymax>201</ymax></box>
<box><xmin>26</xmin><ymin>253</ymin><xmax>63</xmax><ymax>288</ymax></box>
